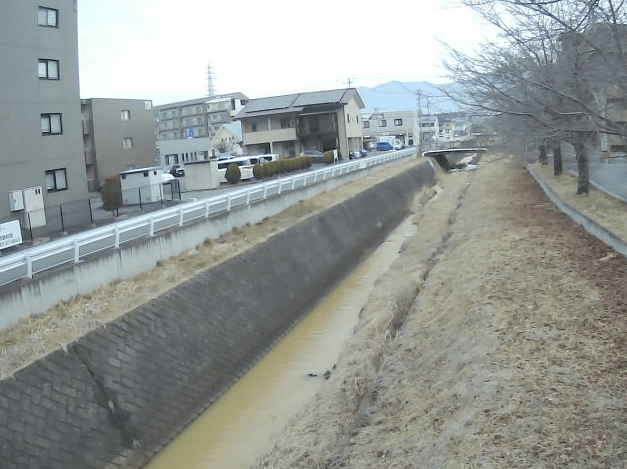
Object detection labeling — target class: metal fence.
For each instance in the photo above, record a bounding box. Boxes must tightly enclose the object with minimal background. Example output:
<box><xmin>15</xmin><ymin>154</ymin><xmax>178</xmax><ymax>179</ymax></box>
<box><xmin>0</xmin><ymin>149</ymin><xmax>415</xmax><ymax>287</ymax></box>
<box><xmin>25</xmin><ymin>198</ymin><xmax>93</xmax><ymax>240</ymax></box>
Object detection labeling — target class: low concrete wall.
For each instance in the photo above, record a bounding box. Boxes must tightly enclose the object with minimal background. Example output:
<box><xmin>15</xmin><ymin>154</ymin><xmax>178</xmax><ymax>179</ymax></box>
<box><xmin>0</xmin><ymin>161</ymin><xmax>436</xmax><ymax>469</ymax></box>
<box><xmin>0</xmin><ymin>156</ymin><xmax>414</xmax><ymax>329</ymax></box>
<box><xmin>527</xmin><ymin>167</ymin><xmax>627</xmax><ymax>259</ymax></box>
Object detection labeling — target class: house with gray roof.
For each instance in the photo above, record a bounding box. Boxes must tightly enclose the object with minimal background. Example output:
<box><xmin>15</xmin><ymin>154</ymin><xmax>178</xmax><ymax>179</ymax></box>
<box><xmin>234</xmin><ymin>88</ymin><xmax>365</xmax><ymax>159</ymax></box>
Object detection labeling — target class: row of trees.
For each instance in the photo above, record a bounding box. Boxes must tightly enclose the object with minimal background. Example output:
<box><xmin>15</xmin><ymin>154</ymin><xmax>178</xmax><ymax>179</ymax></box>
<box><xmin>441</xmin><ymin>0</ymin><xmax>627</xmax><ymax>194</ymax></box>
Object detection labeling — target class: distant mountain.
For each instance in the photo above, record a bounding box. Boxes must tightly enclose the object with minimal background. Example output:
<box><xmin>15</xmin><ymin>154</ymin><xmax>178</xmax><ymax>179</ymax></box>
<box><xmin>357</xmin><ymin>81</ymin><xmax>460</xmax><ymax>114</ymax></box>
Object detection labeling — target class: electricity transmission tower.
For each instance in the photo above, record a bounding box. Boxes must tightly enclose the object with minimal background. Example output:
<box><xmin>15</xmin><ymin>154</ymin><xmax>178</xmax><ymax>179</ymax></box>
<box><xmin>207</xmin><ymin>64</ymin><xmax>216</xmax><ymax>98</ymax></box>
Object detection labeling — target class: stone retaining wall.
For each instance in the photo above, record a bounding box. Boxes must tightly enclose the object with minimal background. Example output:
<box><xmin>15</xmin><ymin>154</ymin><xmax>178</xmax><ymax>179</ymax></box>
<box><xmin>0</xmin><ymin>161</ymin><xmax>435</xmax><ymax>469</ymax></box>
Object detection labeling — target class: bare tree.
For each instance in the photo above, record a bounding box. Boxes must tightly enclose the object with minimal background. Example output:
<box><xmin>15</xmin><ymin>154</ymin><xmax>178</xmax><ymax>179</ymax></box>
<box><xmin>441</xmin><ymin>0</ymin><xmax>627</xmax><ymax>194</ymax></box>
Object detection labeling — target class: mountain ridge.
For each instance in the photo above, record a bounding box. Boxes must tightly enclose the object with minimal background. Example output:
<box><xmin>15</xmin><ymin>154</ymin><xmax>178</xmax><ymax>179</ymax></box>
<box><xmin>357</xmin><ymin>80</ymin><xmax>459</xmax><ymax>114</ymax></box>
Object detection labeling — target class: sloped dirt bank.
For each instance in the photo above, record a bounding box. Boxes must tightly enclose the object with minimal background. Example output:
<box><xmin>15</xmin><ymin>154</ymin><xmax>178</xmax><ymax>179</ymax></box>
<box><xmin>250</xmin><ymin>153</ymin><xmax>627</xmax><ymax>468</ymax></box>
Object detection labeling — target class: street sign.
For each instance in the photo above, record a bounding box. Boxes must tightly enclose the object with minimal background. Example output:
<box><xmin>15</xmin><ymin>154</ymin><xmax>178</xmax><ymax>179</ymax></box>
<box><xmin>0</xmin><ymin>220</ymin><xmax>22</xmax><ymax>250</ymax></box>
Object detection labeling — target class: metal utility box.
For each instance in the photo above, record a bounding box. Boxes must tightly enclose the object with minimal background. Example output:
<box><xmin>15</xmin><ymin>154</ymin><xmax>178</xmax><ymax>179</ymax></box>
<box><xmin>9</xmin><ymin>190</ymin><xmax>24</xmax><ymax>211</ymax></box>
<box><xmin>22</xmin><ymin>186</ymin><xmax>46</xmax><ymax>229</ymax></box>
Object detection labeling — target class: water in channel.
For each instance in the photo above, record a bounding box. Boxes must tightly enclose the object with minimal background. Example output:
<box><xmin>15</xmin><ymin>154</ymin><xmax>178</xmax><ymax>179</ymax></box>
<box><xmin>145</xmin><ymin>216</ymin><xmax>417</xmax><ymax>469</ymax></box>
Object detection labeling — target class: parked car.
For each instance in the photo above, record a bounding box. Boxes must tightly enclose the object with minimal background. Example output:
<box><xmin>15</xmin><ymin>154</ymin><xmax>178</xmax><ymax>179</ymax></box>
<box><xmin>164</xmin><ymin>164</ymin><xmax>185</xmax><ymax>177</ymax></box>
<box><xmin>300</xmin><ymin>149</ymin><xmax>324</xmax><ymax>163</ymax></box>
<box><xmin>349</xmin><ymin>150</ymin><xmax>361</xmax><ymax>159</ymax></box>
<box><xmin>300</xmin><ymin>149</ymin><xmax>323</xmax><ymax>158</ymax></box>
<box><xmin>160</xmin><ymin>172</ymin><xmax>175</xmax><ymax>183</ymax></box>
<box><xmin>360</xmin><ymin>148</ymin><xmax>368</xmax><ymax>158</ymax></box>
<box><xmin>376</xmin><ymin>141</ymin><xmax>394</xmax><ymax>151</ymax></box>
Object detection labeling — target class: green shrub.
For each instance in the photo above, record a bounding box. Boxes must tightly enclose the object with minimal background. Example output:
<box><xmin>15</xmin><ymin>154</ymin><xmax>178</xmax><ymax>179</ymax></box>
<box><xmin>100</xmin><ymin>175</ymin><xmax>122</xmax><ymax>215</ymax></box>
<box><xmin>322</xmin><ymin>150</ymin><xmax>336</xmax><ymax>164</ymax></box>
<box><xmin>225</xmin><ymin>163</ymin><xmax>241</xmax><ymax>184</ymax></box>
<box><xmin>277</xmin><ymin>159</ymin><xmax>288</xmax><ymax>174</ymax></box>
<box><xmin>264</xmin><ymin>161</ymin><xmax>277</xmax><ymax>177</ymax></box>
<box><xmin>253</xmin><ymin>162</ymin><xmax>265</xmax><ymax>179</ymax></box>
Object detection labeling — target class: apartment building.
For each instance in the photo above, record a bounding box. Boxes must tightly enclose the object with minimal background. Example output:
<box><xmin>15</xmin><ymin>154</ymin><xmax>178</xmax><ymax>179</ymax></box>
<box><xmin>0</xmin><ymin>1</ymin><xmax>90</xmax><ymax>238</ymax></box>
<box><xmin>235</xmin><ymin>88</ymin><xmax>365</xmax><ymax>158</ymax></box>
<box><xmin>82</xmin><ymin>98</ymin><xmax>157</xmax><ymax>191</ymax></box>
<box><xmin>361</xmin><ymin>110</ymin><xmax>419</xmax><ymax>149</ymax></box>
<box><xmin>155</xmin><ymin>92</ymin><xmax>249</xmax><ymax>141</ymax></box>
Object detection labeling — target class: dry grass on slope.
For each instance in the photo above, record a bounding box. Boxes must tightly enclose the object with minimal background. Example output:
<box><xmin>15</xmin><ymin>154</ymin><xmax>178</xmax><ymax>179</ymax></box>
<box><xmin>0</xmin><ymin>158</ymin><xmax>421</xmax><ymax>379</ymax></box>
<box><xmin>252</xmin><ymin>153</ymin><xmax>627</xmax><ymax>468</ymax></box>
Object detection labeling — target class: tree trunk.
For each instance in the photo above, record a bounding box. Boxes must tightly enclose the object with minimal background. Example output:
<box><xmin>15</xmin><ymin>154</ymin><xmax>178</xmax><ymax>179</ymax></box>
<box><xmin>553</xmin><ymin>145</ymin><xmax>563</xmax><ymax>176</ymax></box>
<box><xmin>538</xmin><ymin>144</ymin><xmax>548</xmax><ymax>165</ymax></box>
<box><xmin>574</xmin><ymin>138</ymin><xmax>589</xmax><ymax>194</ymax></box>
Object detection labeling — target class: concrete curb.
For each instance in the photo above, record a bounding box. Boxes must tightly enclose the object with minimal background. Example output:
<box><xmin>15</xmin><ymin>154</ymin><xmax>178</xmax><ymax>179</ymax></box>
<box><xmin>527</xmin><ymin>166</ymin><xmax>627</xmax><ymax>259</ymax></box>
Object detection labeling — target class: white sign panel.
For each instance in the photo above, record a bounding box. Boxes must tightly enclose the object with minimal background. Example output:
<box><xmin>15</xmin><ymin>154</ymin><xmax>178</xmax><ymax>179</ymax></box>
<box><xmin>0</xmin><ymin>220</ymin><xmax>23</xmax><ymax>250</ymax></box>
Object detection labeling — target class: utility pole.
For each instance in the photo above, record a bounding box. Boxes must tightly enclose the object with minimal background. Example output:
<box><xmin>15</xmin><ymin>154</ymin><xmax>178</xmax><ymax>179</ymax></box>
<box><xmin>347</xmin><ymin>78</ymin><xmax>353</xmax><ymax>87</ymax></box>
<box><xmin>416</xmin><ymin>91</ymin><xmax>422</xmax><ymax>152</ymax></box>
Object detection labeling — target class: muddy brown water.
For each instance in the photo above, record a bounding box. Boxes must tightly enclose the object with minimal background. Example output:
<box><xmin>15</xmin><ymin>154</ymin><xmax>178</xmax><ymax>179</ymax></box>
<box><xmin>144</xmin><ymin>217</ymin><xmax>417</xmax><ymax>469</ymax></box>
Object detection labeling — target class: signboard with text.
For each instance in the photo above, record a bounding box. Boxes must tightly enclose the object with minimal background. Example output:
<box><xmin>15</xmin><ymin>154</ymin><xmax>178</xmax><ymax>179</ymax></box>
<box><xmin>0</xmin><ymin>220</ymin><xmax>23</xmax><ymax>250</ymax></box>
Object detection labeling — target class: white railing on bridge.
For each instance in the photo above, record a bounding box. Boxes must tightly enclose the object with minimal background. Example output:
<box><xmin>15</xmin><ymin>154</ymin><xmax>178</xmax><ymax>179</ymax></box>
<box><xmin>0</xmin><ymin>149</ymin><xmax>415</xmax><ymax>287</ymax></box>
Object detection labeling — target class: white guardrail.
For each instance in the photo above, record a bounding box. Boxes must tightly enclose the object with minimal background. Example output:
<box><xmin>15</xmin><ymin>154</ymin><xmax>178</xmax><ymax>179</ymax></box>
<box><xmin>0</xmin><ymin>149</ymin><xmax>416</xmax><ymax>287</ymax></box>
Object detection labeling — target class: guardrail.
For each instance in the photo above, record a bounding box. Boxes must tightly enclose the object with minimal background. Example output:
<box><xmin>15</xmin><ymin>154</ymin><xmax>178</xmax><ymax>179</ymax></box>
<box><xmin>0</xmin><ymin>149</ymin><xmax>415</xmax><ymax>287</ymax></box>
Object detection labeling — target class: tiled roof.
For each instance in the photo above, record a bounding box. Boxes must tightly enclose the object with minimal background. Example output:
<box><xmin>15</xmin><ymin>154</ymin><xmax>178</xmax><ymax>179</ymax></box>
<box><xmin>235</xmin><ymin>88</ymin><xmax>364</xmax><ymax>119</ymax></box>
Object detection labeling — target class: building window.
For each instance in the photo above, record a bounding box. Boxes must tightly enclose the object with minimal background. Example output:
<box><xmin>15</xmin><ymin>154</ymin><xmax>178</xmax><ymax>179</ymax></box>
<box><xmin>394</xmin><ymin>118</ymin><xmax>403</xmax><ymax>126</ymax></box>
<box><xmin>379</xmin><ymin>119</ymin><xmax>387</xmax><ymax>127</ymax></box>
<box><xmin>363</xmin><ymin>121</ymin><xmax>370</xmax><ymax>128</ymax></box>
<box><xmin>38</xmin><ymin>7</ymin><xmax>58</xmax><ymax>27</ymax></box>
<box><xmin>123</xmin><ymin>137</ymin><xmax>133</xmax><ymax>149</ymax></box>
<box><xmin>251</xmin><ymin>122</ymin><xmax>257</xmax><ymax>132</ymax></box>
<box><xmin>347</xmin><ymin>115</ymin><xmax>351</xmax><ymax>123</ymax></box>
<box><xmin>280</xmin><ymin>118</ymin><xmax>291</xmax><ymax>129</ymax></box>
<box><xmin>45</xmin><ymin>168</ymin><xmax>67</xmax><ymax>192</ymax></box>
<box><xmin>41</xmin><ymin>113</ymin><xmax>62</xmax><ymax>135</ymax></box>
<box><xmin>38</xmin><ymin>59</ymin><xmax>59</xmax><ymax>80</ymax></box>
<box><xmin>121</xmin><ymin>110</ymin><xmax>131</xmax><ymax>121</ymax></box>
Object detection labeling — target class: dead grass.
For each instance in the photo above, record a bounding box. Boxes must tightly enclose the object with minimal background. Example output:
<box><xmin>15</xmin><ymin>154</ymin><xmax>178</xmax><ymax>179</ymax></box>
<box><xmin>250</xmin><ymin>153</ymin><xmax>627</xmax><ymax>468</ymax></box>
<box><xmin>0</xmin><ymin>158</ymin><xmax>420</xmax><ymax>378</ymax></box>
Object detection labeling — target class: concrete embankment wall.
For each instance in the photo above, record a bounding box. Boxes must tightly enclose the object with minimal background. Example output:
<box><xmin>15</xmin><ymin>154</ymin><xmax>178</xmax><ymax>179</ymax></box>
<box><xmin>0</xmin><ymin>159</ymin><xmax>411</xmax><ymax>329</ymax></box>
<box><xmin>0</xmin><ymin>161</ymin><xmax>436</xmax><ymax>469</ymax></box>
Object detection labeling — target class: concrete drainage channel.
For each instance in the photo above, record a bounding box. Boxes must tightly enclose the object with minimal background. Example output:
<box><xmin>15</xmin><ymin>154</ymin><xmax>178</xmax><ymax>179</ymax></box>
<box><xmin>0</xmin><ymin>160</ymin><xmax>436</xmax><ymax>469</ymax></box>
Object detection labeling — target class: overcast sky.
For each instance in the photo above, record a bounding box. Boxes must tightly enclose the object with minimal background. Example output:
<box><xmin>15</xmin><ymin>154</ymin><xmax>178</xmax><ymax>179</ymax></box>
<box><xmin>77</xmin><ymin>0</ymin><xmax>494</xmax><ymax>105</ymax></box>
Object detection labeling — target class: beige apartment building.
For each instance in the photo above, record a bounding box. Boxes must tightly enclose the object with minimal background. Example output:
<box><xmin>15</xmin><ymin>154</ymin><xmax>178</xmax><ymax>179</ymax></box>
<box><xmin>82</xmin><ymin>98</ymin><xmax>157</xmax><ymax>191</ymax></box>
<box><xmin>235</xmin><ymin>88</ymin><xmax>365</xmax><ymax>159</ymax></box>
<box><xmin>361</xmin><ymin>110</ymin><xmax>420</xmax><ymax>149</ymax></box>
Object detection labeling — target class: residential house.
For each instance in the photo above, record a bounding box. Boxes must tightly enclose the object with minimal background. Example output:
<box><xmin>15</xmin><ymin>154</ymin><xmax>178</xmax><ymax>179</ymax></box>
<box><xmin>212</xmin><ymin>122</ymin><xmax>242</xmax><ymax>155</ymax></box>
<box><xmin>81</xmin><ymin>98</ymin><xmax>157</xmax><ymax>191</ymax></box>
<box><xmin>0</xmin><ymin>0</ymin><xmax>91</xmax><ymax>238</ymax></box>
<box><xmin>234</xmin><ymin>88</ymin><xmax>365</xmax><ymax>159</ymax></box>
<box><xmin>416</xmin><ymin>115</ymin><xmax>440</xmax><ymax>150</ymax></box>
<box><xmin>439</xmin><ymin>114</ymin><xmax>471</xmax><ymax>141</ymax></box>
<box><xmin>361</xmin><ymin>110</ymin><xmax>419</xmax><ymax>149</ymax></box>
